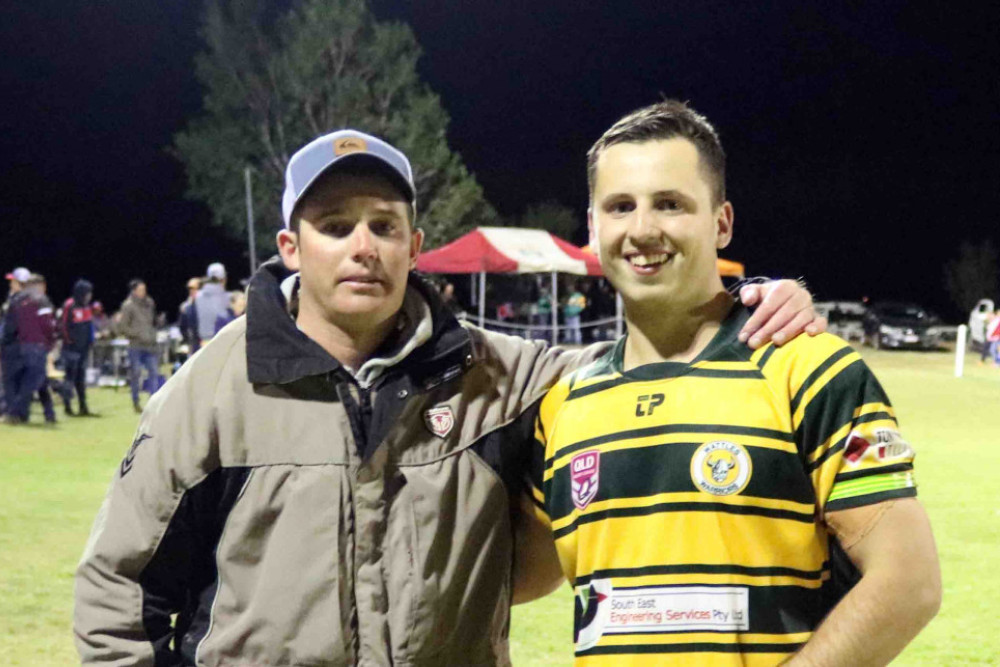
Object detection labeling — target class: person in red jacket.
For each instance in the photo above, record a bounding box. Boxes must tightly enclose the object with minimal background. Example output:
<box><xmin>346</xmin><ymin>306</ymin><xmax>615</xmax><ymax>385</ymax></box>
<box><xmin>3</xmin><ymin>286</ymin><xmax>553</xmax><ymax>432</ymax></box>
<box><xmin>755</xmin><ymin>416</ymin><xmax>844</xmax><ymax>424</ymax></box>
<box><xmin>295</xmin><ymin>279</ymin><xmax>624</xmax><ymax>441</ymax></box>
<box><xmin>60</xmin><ymin>279</ymin><xmax>96</xmax><ymax>416</ymax></box>
<box><xmin>2</xmin><ymin>274</ymin><xmax>56</xmax><ymax>423</ymax></box>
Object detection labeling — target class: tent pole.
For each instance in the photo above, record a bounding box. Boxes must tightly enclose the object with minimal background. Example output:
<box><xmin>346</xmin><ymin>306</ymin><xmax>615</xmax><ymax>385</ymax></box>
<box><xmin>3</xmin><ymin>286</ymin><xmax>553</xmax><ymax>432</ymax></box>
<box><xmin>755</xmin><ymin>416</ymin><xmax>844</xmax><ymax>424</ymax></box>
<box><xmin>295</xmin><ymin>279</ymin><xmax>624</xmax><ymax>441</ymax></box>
<box><xmin>551</xmin><ymin>271</ymin><xmax>559</xmax><ymax>344</ymax></box>
<box><xmin>615</xmin><ymin>291</ymin><xmax>624</xmax><ymax>338</ymax></box>
<box><xmin>470</xmin><ymin>273</ymin><xmax>476</xmax><ymax>307</ymax></box>
<box><xmin>478</xmin><ymin>270</ymin><xmax>486</xmax><ymax>328</ymax></box>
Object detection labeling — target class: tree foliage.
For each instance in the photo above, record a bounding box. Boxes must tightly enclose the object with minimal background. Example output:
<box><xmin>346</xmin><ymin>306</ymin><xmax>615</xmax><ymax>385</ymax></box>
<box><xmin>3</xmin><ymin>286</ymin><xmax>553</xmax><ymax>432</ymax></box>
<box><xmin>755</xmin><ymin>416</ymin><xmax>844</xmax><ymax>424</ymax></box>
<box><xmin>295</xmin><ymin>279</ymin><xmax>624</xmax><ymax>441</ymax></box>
<box><xmin>173</xmin><ymin>0</ymin><xmax>496</xmax><ymax>256</ymax></box>
<box><xmin>944</xmin><ymin>240</ymin><xmax>998</xmax><ymax>315</ymax></box>
<box><xmin>515</xmin><ymin>200</ymin><xmax>581</xmax><ymax>242</ymax></box>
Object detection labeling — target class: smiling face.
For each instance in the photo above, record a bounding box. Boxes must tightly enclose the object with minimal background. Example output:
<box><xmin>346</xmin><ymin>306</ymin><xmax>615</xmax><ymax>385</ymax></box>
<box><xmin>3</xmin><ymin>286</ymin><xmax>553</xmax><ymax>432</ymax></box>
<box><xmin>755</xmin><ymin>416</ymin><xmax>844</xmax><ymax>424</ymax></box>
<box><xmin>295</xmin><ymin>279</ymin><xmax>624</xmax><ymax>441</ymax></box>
<box><xmin>589</xmin><ymin>138</ymin><xmax>733</xmax><ymax>315</ymax></box>
<box><xmin>277</xmin><ymin>171</ymin><xmax>423</xmax><ymax>335</ymax></box>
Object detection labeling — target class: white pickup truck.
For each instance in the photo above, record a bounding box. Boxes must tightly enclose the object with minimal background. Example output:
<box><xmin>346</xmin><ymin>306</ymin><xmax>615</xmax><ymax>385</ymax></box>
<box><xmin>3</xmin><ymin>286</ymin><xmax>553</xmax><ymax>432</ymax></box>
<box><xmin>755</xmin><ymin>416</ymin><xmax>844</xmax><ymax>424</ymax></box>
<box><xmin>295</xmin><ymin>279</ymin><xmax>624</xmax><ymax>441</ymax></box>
<box><xmin>969</xmin><ymin>299</ymin><xmax>996</xmax><ymax>347</ymax></box>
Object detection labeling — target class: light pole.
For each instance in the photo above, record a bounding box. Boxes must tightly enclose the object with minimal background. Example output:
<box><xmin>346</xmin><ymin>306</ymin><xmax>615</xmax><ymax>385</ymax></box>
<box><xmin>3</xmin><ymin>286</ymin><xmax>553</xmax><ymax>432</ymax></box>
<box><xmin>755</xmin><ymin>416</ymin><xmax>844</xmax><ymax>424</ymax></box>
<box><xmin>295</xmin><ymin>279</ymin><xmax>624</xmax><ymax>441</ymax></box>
<box><xmin>244</xmin><ymin>166</ymin><xmax>257</xmax><ymax>275</ymax></box>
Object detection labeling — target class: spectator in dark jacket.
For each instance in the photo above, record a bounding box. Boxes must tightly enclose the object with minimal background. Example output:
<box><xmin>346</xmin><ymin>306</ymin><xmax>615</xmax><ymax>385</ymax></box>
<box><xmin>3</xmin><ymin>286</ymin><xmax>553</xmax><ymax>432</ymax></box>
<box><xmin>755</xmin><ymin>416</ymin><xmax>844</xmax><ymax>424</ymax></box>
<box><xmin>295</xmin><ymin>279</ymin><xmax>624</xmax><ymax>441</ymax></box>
<box><xmin>213</xmin><ymin>290</ymin><xmax>246</xmax><ymax>335</ymax></box>
<box><xmin>177</xmin><ymin>277</ymin><xmax>201</xmax><ymax>354</ymax></box>
<box><xmin>1</xmin><ymin>266</ymin><xmax>31</xmax><ymax>417</ymax></box>
<box><xmin>60</xmin><ymin>279</ymin><xmax>96</xmax><ymax>416</ymax></box>
<box><xmin>2</xmin><ymin>273</ymin><xmax>56</xmax><ymax>423</ymax></box>
<box><xmin>31</xmin><ymin>274</ymin><xmax>62</xmax><ymax>423</ymax></box>
<box><xmin>117</xmin><ymin>279</ymin><xmax>159</xmax><ymax>413</ymax></box>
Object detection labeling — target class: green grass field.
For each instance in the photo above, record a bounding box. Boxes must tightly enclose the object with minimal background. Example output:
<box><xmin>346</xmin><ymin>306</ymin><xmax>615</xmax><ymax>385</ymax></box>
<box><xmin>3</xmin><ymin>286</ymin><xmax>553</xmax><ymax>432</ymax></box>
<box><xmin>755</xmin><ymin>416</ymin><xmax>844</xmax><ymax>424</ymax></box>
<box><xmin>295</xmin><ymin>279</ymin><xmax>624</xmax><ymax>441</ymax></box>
<box><xmin>2</xmin><ymin>349</ymin><xmax>998</xmax><ymax>665</ymax></box>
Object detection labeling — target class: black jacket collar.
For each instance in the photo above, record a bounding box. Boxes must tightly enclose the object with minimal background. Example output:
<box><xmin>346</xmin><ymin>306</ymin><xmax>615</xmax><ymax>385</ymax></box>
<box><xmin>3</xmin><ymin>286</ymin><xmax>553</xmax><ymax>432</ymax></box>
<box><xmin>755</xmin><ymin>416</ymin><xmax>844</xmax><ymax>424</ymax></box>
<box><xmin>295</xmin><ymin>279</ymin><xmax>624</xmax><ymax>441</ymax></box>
<box><xmin>245</xmin><ymin>257</ymin><xmax>470</xmax><ymax>385</ymax></box>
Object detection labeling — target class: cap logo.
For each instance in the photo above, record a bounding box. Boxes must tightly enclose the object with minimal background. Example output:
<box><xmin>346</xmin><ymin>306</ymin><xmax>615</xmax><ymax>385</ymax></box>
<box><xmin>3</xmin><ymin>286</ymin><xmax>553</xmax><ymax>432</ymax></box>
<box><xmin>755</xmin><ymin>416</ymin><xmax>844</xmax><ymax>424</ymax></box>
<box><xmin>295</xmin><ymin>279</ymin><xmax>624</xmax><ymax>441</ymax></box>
<box><xmin>334</xmin><ymin>137</ymin><xmax>367</xmax><ymax>155</ymax></box>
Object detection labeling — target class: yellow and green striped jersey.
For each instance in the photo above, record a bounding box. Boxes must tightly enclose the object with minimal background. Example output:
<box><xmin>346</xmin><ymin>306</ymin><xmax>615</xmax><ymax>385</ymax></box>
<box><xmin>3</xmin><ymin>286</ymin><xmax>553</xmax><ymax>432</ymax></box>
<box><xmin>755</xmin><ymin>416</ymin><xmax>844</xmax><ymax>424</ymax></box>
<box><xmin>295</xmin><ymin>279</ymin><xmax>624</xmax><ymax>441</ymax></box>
<box><xmin>530</xmin><ymin>304</ymin><xmax>916</xmax><ymax>666</ymax></box>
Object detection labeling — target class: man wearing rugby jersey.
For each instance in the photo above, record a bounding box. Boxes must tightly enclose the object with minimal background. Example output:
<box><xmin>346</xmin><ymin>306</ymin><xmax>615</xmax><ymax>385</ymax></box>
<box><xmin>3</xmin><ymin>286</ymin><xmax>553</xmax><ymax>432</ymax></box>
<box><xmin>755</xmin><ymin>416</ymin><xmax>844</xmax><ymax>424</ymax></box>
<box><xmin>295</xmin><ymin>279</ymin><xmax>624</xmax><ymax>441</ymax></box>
<box><xmin>528</xmin><ymin>101</ymin><xmax>940</xmax><ymax>665</ymax></box>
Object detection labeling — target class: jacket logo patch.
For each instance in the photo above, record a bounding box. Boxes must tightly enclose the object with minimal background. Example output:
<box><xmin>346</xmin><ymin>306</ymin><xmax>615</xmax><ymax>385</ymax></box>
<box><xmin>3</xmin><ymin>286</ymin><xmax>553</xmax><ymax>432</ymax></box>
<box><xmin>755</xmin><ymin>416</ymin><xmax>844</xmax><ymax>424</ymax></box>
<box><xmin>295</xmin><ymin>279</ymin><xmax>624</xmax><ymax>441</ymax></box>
<box><xmin>120</xmin><ymin>433</ymin><xmax>152</xmax><ymax>477</ymax></box>
<box><xmin>424</xmin><ymin>406</ymin><xmax>455</xmax><ymax>438</ymax></box>
<box><xmin>571</xmin><ymin>450</ymin><xmax>600</xmax><ymax>510</ymax></box>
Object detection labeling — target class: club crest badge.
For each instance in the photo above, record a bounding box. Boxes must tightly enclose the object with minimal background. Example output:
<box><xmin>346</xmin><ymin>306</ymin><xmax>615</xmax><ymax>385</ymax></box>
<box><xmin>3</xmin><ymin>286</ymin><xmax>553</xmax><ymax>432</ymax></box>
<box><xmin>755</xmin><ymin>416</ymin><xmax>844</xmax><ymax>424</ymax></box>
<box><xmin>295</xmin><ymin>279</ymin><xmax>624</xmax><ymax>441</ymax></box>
<box><xmin>424</xmin><ymin>405</ymin><xmax>455</xmax><ymax>438</ymax></box>
<box><xmin>690</xmin><ymin>440</ymin><xmax>752</xmax><ymax>496</ymax></box>
<box><xmin>571</xmin><ymin>450</ymin><xmax>601</xmax><ymax>510</ymax></box>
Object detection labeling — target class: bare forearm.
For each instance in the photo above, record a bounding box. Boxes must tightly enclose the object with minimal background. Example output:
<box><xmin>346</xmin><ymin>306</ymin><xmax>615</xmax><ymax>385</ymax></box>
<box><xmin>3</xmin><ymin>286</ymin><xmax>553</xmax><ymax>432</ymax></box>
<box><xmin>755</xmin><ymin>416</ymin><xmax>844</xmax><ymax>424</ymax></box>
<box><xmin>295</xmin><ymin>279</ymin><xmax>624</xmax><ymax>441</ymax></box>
<box><xmin>787</xmin><ymin>568</ymin><xmax>939</xmax><ymax>666</ymax></box>
<box><xmin>789</xmin><ymin>500</ymin><xmax>941</xmax><ymax>666</ymax></box>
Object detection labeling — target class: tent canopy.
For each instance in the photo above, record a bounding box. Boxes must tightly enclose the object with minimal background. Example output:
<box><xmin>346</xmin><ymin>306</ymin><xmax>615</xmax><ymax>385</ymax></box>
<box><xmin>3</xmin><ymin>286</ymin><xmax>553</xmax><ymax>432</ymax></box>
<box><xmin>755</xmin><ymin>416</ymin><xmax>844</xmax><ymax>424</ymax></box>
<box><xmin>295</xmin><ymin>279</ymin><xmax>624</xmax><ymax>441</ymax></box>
<box><xmin>416</xmin><ymin>227</ymin><xmax>743</xmax><ymax>279</ymax></box>
<box><xmin>417</xmin><ymin>227</ymin><xmax>602</xmax><ymax>276</ymax></box>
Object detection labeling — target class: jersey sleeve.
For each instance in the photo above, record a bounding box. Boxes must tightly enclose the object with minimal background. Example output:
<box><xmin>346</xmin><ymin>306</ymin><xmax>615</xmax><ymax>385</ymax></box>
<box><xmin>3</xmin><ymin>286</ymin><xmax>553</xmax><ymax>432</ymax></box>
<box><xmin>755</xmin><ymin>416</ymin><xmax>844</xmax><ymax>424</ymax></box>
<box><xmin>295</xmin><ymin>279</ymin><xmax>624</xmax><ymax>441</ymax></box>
<box><xmin>527</xmin><ymin>378</ymin><xmax>572</xmax><ymax>529</ymax></box>
<box><xmin>788</xmin><ymin>336</ymin><xmax>917</xmax><ymax>516</ymax></box>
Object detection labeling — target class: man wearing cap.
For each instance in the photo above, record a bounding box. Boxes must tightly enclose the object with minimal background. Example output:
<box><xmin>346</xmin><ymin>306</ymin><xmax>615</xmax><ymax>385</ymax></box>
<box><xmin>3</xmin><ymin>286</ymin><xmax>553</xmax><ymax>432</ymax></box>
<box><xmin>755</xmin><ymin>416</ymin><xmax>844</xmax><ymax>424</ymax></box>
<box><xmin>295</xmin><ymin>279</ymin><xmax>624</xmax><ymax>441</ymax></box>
<box><xmin>2</xmin><ymin>272</ymin><xmax>57</xmax><ymax>424</ymax></box>
<box><xmin>75</xmin><ymin>130</ymin><xmax>824</xmax><ymax>665</ymax></box>
<box><xmin>192</xmin><ymin>263</ymin><xmax>229</xmax><ymax>347</ymax></box>
<box><xmin>1</xmin><ymin>267</ymin><xmax>31</xmax><ymax>418</ymax></box>
<box><xmin>177</xmin><ymin>277</ymin><xmax>201</xmax><ymax>355</ymax></box>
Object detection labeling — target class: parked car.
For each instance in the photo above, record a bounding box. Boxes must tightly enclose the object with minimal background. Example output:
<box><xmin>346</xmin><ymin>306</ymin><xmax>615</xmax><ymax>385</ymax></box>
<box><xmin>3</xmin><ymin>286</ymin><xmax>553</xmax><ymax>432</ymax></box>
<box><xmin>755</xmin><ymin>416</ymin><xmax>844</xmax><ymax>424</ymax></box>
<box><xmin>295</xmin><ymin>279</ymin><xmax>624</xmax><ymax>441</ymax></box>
<box><xmin>815</xmin><ymin>301</ymin><xmax>866</xmax><ymax>343</ymax></box>
<box><xmin>862</xmin><ymin>302</ymin><xmax>943</xmax><ymax>350</ymax></box>
<box><xmin>969</xmin><ymin>298</ymin><xmax>996</xmax><ymax>348</ymax></box>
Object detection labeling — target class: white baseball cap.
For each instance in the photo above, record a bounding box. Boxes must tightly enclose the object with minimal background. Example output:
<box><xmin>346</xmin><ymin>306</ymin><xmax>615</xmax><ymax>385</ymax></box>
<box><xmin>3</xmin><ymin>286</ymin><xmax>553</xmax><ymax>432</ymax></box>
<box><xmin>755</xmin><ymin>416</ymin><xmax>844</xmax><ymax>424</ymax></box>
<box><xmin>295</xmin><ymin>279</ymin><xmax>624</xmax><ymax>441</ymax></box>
<box><xmin>5</xmin><ymin>267</ymin><xmax>30</xmax><ymax>283</ymax></box>
<box><xmin>281</xmin><ymin>129</ymin><xmax>416</xmax><ymax>228</ymax></box>
<box><xmin>206</xmin><ymin>262</ymin><xmax>226</xmax><ymax>280</ymax></box>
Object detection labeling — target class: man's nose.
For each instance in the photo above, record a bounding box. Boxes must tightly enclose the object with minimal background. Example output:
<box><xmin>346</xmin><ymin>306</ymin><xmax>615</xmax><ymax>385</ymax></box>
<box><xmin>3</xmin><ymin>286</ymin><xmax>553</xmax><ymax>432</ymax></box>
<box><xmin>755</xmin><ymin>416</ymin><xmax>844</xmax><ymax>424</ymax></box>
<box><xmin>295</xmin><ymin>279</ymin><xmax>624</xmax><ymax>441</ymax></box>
<box><xmin>628</xmin><ymin>204</ymin><xmax>661</xmax><ymax>243</ymax></box>
<box><xmin>350</xmin><ymin>224</ymin><xmax>377</xmax><ymax>261</ymax></box>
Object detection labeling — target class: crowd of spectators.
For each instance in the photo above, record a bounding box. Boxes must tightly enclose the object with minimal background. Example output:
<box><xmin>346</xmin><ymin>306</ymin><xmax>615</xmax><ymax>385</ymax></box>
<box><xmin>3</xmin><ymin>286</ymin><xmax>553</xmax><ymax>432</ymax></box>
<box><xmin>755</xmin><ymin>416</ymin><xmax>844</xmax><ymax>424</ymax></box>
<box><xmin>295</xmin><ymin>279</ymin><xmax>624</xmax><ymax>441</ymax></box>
<box><xmin>435</xmin><ymin>275</ymin><xmax>619</xmax><ymax>344</ymax></box>
<box><xmin>0</xmin><ymin>262</ymin><xmax>246</xmax><ymax>424</ymax></box>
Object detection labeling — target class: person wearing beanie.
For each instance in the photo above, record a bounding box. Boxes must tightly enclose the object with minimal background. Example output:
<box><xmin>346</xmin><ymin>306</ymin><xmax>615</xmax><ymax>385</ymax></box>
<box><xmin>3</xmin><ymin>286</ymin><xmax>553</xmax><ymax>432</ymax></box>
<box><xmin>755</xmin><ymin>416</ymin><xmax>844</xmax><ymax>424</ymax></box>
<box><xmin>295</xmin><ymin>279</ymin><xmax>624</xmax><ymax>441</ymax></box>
<box><xmin>60</xmin><ymin>279</ymin><xmax>97</xmax><ymax>416</ymax></box>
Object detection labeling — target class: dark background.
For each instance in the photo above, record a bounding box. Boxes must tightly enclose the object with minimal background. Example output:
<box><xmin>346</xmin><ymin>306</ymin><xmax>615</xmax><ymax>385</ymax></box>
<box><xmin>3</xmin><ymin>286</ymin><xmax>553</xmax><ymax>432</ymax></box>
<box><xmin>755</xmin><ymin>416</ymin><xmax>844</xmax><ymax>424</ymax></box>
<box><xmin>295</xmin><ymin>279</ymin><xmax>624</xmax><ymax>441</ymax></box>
<box><xmin>1</xmin><ymin>0</ymin><xmax>997</xmax><ymax>319</ymax></box>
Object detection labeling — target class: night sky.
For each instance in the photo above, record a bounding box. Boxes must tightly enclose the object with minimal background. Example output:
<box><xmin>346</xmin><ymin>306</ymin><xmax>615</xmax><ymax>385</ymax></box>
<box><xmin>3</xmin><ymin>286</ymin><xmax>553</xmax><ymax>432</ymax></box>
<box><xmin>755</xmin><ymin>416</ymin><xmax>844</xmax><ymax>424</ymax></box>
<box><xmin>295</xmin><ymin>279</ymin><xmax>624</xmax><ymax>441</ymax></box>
<box><xmin>1</xmin><ymin>0</ymin><xmax>997</xmax><ymax>320</ymax></box>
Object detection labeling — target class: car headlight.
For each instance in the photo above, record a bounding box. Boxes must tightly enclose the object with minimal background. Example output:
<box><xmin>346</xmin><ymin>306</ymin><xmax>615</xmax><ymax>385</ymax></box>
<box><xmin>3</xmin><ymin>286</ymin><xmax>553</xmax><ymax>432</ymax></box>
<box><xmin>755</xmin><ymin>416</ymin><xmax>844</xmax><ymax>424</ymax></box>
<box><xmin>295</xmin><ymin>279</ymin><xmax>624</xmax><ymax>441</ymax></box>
<box><xmin>879</xmin><ymin>325</ymin><xmax>901</xmax><ymax>336</ymax></box>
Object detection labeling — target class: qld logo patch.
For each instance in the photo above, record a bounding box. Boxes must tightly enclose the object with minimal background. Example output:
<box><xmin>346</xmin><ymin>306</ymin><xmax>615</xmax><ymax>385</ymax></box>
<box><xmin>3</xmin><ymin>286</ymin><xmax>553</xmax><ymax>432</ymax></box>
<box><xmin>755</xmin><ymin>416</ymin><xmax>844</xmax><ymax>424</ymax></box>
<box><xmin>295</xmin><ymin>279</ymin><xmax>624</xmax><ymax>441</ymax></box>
<box><xmin>571</xmin><ymin>450</ymin><xmax>601</xmax><ymax>510</ymax></box>
<box><xmin>690</xmin><ymin>440</ymin><xmax>752</xmax><ymax>496</ymax></box>
<box><xmin>423</xmin><ymin>405</ymin><xmax>455</xmax><ymax>438</ymax></box>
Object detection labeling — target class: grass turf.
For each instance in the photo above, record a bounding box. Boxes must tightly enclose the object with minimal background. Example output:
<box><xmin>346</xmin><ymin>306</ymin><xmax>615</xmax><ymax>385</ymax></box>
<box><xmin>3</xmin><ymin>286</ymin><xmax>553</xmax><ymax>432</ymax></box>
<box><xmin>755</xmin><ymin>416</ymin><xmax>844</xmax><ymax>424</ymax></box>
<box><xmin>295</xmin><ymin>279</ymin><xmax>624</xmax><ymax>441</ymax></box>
<box><xmin>1</xmin><ymin>348</ymin><xmax>997</xmax><ymax>665</ymax></box>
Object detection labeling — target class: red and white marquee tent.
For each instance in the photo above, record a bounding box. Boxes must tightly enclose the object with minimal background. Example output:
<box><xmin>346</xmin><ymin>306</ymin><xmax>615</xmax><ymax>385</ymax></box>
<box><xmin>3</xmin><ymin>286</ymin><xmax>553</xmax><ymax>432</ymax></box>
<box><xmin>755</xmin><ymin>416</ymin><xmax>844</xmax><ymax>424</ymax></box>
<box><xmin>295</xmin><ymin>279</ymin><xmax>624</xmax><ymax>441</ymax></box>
<box><xmin>417</xmin><ymin>227</ymin><xmax>746</xmax><ymax>338</ymax></box>
<box><xmin>417</xmin><ymin>227</ymin><xmax>602</xmax><ymax>334</ymax></box>
<box><xmin>417</xmin><ymin>226</ymin><xmax>602</xmax><ymax>276</ymax></box>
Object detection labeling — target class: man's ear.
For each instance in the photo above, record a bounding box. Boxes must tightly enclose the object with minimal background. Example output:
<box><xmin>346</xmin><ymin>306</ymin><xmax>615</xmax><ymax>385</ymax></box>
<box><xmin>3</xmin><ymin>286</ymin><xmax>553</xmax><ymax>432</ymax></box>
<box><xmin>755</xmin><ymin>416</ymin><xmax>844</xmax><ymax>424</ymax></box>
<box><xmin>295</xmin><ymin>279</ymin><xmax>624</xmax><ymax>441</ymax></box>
<box><xmin>409</xmin><ymin>227</ymin><xmax>425</xmax><ymax>270</ymax></box>
<box><xmin>276</xmin><ymin>229</ymin><xmax>301</xmax><ymax>271</ymax></box>
<box><xmin>716</xmin><ymin>202</ymin><xmax>734</xmax><ymax>250</ymax></box>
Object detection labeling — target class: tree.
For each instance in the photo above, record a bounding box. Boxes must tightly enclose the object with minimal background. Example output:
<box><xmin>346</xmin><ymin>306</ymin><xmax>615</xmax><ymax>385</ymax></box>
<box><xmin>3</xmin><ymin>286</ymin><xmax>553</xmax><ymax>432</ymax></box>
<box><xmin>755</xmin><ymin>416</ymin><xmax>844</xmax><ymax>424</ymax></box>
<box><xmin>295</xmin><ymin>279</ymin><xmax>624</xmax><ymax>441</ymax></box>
<box><xmin>515</xmin><ymin>200</ymin><xmax>581</xmax><ymax>242</ymax></box>
<box><xmin>943</xmin><ymin>240</ymin><xmax>998</xmax><ymax>315</ymax></box>
<box><xmin>173</xmin><ymin>0</ymin><xmax>496</xmax><ymax>257</ymax></box>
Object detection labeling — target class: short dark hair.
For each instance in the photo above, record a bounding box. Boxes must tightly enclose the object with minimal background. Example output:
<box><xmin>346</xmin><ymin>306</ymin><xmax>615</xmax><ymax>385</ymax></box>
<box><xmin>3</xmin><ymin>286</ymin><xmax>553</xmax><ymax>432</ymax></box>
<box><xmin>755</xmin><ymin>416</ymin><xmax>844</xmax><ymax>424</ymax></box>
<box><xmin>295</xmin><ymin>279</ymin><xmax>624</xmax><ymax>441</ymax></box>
<box><xmin>289</xmin><ymin>162</ymin><xmax>415</xmax><ymax>234</ymax></box>
<box><xmin>128</xmin><ymin>278</ymin><xmax>145</xmax><ymax>292</ymax></box>
<box><xmin>586</xmin><ymin>99</ymin><xmax>726</xmax><ymax>206</ymax></box>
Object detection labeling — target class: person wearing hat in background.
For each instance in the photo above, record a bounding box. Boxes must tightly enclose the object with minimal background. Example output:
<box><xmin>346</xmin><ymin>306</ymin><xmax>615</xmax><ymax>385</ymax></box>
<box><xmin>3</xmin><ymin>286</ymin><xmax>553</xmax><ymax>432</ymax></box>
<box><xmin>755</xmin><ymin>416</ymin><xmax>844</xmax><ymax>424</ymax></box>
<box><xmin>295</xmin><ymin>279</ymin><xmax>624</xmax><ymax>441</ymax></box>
<box><xmin>74</xmin><ymin>130</ymin><xmax>825</xmax><ymax>664</ymax></box>
<box><xmin>192</xmin><ymin>262</ymin><xmax>229</xmax><ymax>347</ymax></box>
<box><xmin>117</xmin><ymin>279</ymin><xmax>159</xmax><ymax>413</ymax></box>
<box><xmin>1</xmin><ymin>267</ymin><xmax>32</xmax><ymax>418</ymax></box>
<box><xmin>2</xmin><ymin>271</ymin><xmax>57</xmax><ymax>424</ymax></box>
<box><xmin>60</xmin><ymin>279</ymin><xmax>97</xmax><ymax>416</ymax></box>
<box><xmin>177</xmin><ymin>277</ymin><xmax>202</xmax><ymax>355</ymax></box>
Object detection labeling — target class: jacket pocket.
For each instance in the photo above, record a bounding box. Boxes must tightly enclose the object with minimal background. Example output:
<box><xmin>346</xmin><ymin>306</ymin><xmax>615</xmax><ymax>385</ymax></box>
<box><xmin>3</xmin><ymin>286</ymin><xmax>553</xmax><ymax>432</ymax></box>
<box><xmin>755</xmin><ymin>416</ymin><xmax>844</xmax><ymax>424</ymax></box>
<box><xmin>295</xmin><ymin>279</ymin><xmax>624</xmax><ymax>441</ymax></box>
<box><xmin>391</xmin><ymin>451</ymin><xmax>512</xmax><ymax>665</ymax></box>
<box><xmin>196</xmin><ymin>465</ymin><xmax>356</xmax><ymax>666</ymax></box>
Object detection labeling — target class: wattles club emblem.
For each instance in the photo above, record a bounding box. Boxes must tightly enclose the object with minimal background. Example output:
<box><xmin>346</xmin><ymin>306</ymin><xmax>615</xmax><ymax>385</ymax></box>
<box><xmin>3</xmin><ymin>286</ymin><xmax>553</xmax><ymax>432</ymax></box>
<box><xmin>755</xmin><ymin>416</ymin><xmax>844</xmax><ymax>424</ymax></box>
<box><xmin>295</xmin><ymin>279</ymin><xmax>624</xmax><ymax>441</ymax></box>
<box><xmin>690</xmin><ymin>440</ymin><xmax>752</xmax><ymax>496</ymax></box>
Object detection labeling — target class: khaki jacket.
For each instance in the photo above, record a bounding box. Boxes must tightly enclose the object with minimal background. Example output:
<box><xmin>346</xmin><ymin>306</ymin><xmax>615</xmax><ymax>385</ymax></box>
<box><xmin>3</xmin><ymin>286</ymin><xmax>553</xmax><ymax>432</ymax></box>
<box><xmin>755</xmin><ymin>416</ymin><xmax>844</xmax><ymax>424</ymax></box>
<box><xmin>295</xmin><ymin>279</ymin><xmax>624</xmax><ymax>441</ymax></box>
<box><xmin>75</xmin><ymin>260</ymin><xmax>604</xmax><ymax>666</ymax></box>
<box><xmin>118</xmin><ymin>295</ymin><xmax>158</xmax><ymax>350</ymax></box>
